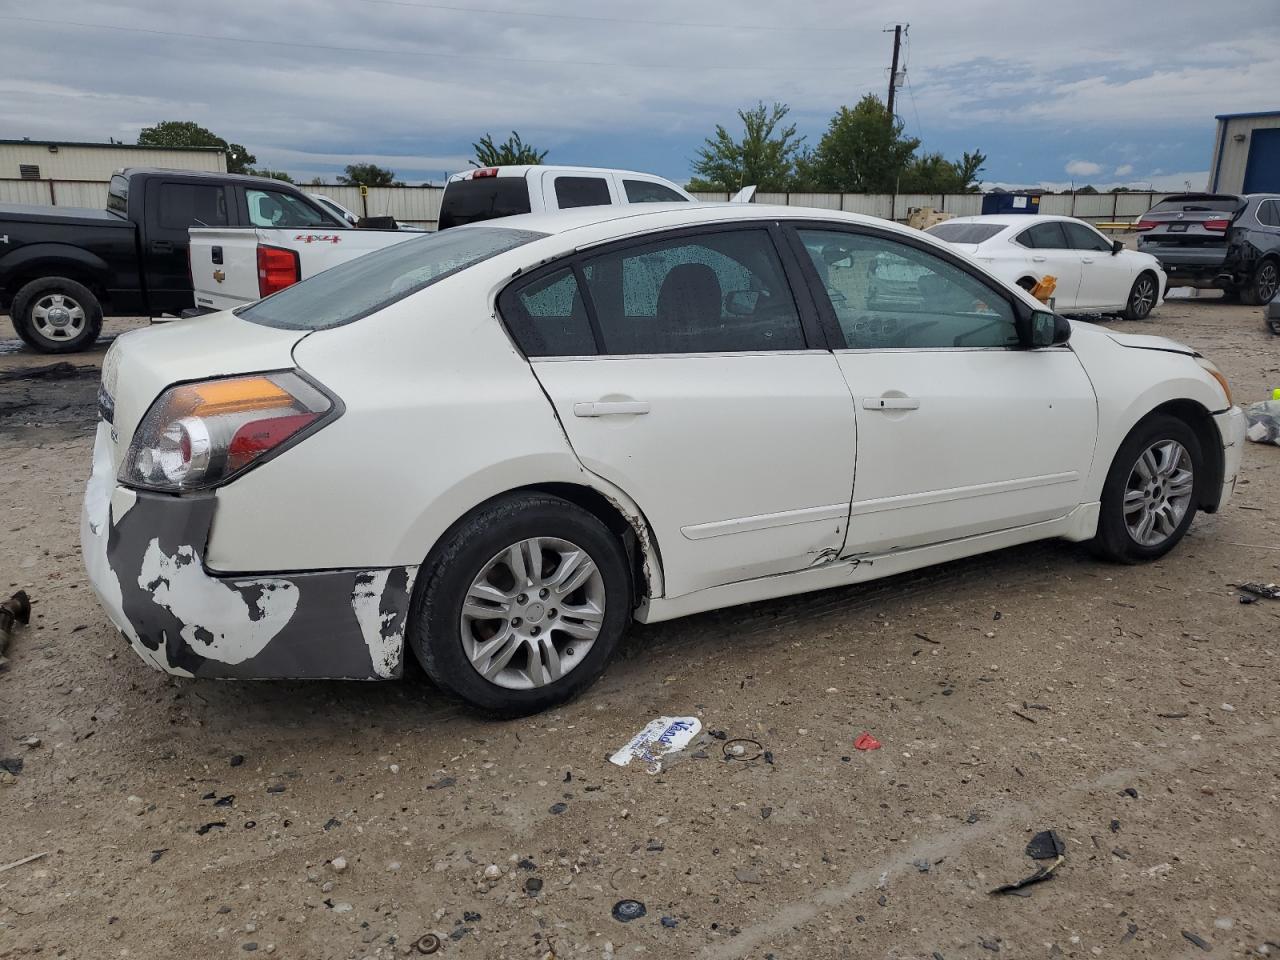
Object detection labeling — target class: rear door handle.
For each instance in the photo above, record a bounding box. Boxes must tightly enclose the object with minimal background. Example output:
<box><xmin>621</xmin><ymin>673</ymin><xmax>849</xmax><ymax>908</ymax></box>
<box><xmin>862</xmin><ymin>396</ymin><xmax>920</xmax><ymax>411</ymax></box>
<box><xmin>151</xmin><ymin>240</ymin><xmax>174</xmax><ymax>253</ymax></box>
<box><xmin>1032</xmin><ymin>255</ymin><xmax>1048</xmax><ymax>262</ymax></box>
<box><xmin>573</xmin><ymin>400</ymin><xmax>651</xmax><ymax>417</ymax></box>
<box><xmin>1081</xmin><ymin>257</ymin><xmax>1095</xmax><ymax>264</ymax></box>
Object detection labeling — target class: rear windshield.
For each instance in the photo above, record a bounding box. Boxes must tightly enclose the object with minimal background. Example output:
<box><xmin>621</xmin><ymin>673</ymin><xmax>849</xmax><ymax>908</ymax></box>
<box><xmin>239</xmin><ymin>227</ymin><xmax>545</xmax><ymax>330</ymax></box>
<box><xmin>926</xmin><ymin>222</ymin><xmax>1005</xmax><ymax>244</ymax></box>
<box><xmin>1148</xmin><ymin>196</ymin><xmax>1242</xmax><ymax>213</ymax></box>
<box><xmin>107</xmin><ymin>174</ymin><xmax>128</xmax><ymax>218</ymax></box>
<box><xmin>439</xmin><ymin>178</ymin><xmax>532</xmax><ymax>230</ymax></box>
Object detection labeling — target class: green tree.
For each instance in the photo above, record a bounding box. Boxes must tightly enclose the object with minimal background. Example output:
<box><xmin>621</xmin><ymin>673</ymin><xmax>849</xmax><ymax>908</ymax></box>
<box><xmin>690</xmin><ymin>101</ymin><xmax>805</xmax><ymax>191</ymax></box>
<box><xmin>471</xmin><ymin>131</ymin><xmax>548</xmax><ymax>167</ymax></box>
<box><xmin>337</xmin><ymin>163</ymin><xmax>397</xmax><ymax>187</ymax></box>
<box><xmin>247</xmin><ymin>168</ymin><xmax>295</xmax><ymax>183</ymax></box>
<box><xmin>137</xmin><ymin>120</ymin><xmax>256</xmax><ymax>174</ymax></box>
<box><xmin>808</xmin><ymin>95</ymin><xmax>919</xmax><ymax>192</ymax></box>
<box><xmin>900</xmin><ymin>149</ymin><xmax>987</xmax><ymax>193</ymax></box>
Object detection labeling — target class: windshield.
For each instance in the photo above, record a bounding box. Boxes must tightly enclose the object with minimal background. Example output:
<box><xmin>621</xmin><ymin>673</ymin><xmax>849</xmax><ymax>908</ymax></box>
<box><xmin>239</xmin><ymin>226</ymin><xmax>545</xmax><ymax>330</ymax></box>
<box><xmin>926</xmin><ymin>222</ymin><xmax>1006</xmax><ymax>244</ymax></box>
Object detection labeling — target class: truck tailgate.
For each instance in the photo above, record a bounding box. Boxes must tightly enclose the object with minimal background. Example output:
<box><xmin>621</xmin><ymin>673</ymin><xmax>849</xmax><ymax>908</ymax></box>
<box><xmin>190</xmin><ymin>227</ymin><xmax>418</xmax><ymax>312</ymax></box>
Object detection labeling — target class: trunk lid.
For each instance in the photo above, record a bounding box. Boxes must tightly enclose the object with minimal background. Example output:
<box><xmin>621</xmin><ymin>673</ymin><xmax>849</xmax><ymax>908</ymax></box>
<box><xmin>1137</xmin><ymin>194</ymin><xmax>1244</xmax><ymax>248</ymax></box>
<box><xmin>101</xmin><ymin>311</ymin><xmax>308</xmax><ymax>469</ymax></box>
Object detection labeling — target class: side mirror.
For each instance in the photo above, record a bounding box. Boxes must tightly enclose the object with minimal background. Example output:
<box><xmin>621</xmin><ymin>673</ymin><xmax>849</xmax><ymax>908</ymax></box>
<box><xmin>1017</xmin><ymin>309</ymin><xmax>1070</xmax><ymax>348</ymax></box>
<box><xmin>1112</xmin><ymin>239</ymin><xmax>1124</xmax><ymax>255</ymax></box>
<box><xmin>723</xmin><ymin>290</ymin><xmax>760</xmax><ymax>315</ymax></box>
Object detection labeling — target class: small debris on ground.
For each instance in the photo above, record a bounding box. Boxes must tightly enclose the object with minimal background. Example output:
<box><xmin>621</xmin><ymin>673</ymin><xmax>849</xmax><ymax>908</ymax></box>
<box><xmin>611</xmin><ymin>900</ymin><xmax>646</xmax><ymax>922</ymax></box>
<box><xmin>990</xmin><ymin>829</ymin><xmax>1065</xmax><ymax>896</ymax></box>
<box><xmin>1182</xmin><ymin>930</ymin><xmax>1212</xmax><ymax>951</ymax></box>
<box><xmin>853</xmin><ymin>733</ymin><xmax>881</xmax><ymax>751</ymax></box>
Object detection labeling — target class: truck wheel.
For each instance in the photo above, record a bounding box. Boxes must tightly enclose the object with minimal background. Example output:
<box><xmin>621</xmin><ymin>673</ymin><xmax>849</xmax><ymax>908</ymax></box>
<box><xmin>10</xmin><ymin>277</ymin><xmax>103</xmax><ymax>353</ymax></box>
<box><xmin>1239</xmin><ymin>259</ymin><xmax>1279</xmax><ymax>306</ymax></box>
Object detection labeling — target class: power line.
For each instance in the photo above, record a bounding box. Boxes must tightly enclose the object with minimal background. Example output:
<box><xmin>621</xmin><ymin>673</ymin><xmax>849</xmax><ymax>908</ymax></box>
<box><xmin>0</xmin><ymin>15</ymin><xmax>865</xmax><ymax>73</ymax></box>
<box><xmin>356</xmin><ymin>0</ymin><xmax>853</xmax><ymax>33</ymax></box>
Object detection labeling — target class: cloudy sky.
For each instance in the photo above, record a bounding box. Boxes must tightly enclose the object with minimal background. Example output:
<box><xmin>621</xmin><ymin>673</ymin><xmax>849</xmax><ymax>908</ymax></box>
<box><xmin>1</xmin><ymin>0</ymin><xmax>1276</xmax><ymax>189</ymax></box>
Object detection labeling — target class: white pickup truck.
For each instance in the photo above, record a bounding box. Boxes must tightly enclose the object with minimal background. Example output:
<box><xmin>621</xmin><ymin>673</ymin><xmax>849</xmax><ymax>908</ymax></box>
<box><xmin>190</xmin><ymin>166</ymin><xmax>701</xmax><ymax>311</ymax></box>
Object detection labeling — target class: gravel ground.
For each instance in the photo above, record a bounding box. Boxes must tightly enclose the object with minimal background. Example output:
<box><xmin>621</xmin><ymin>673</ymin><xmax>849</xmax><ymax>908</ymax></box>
<box><xmin>1</xmin><ymin>299</ymin><xmax>1278</xmax><ymax>960</ymax></box>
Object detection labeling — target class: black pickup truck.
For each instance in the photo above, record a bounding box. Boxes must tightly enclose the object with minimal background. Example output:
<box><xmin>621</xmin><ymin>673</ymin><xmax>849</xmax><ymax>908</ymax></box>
<box><xmin>0</xmin><ymin>168</ymin><xmax>346</xmax><ymax>353</ymax></box>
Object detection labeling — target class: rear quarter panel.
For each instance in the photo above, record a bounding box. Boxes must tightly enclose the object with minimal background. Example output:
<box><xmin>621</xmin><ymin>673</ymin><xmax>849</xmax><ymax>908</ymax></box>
<box><xmin>203</xmin><ymin>258</ymin><xmax>595</xmax><ymax>573</ymax></box>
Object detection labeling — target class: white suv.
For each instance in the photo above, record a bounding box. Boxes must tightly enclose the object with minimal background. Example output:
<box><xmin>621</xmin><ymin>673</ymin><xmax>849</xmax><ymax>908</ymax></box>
<box><xmin>438</xmin><ymin>165</ymin><xmax>694</xmax><ymax>229</ymax></box>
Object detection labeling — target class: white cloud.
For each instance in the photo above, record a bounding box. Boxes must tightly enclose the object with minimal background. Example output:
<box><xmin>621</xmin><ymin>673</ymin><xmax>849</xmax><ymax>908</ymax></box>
<box><xmin>1114</xmin><ymin>164</ymin><xmax>1134</xmax><ymax>176</ymax></box>
<box><xmin>1065</xmin><ymin>160</ymin><xmax>1104</xmax><ymax>177</ymax></box>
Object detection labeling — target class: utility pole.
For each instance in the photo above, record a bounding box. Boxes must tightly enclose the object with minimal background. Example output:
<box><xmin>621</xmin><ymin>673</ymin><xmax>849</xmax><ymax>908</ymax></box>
<box><xmin>885</xmin><ymin>24</ymin><xmax>904</xmax><ymax>124</ymax></box>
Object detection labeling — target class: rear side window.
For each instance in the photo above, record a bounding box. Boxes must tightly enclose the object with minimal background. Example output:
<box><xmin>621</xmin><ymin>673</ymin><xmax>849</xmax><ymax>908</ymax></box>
<box><xmin>926</xmin><ymin>222</ymin><xmax>1005</xmax><ymax>244</ymax></box>
<box><xmin>554</xmin><ymin>177</ymin><xmax>611</xmax><ymax>209</ymax></box>
<box><xmin>240</xmin><ymin>227</ymin><xmax>544</xmax><ymax>330</ymax></box>
<box><xmin>581</xmin><ymin>229</ymin><xmax>804</xmax><ymax>355</ymax></box>
<box><xmin>1063</xmin><ymin>221</ymin><xmax>1112</xmax><ymax>252</ymax></box>
<box><xmin>157</xmin><ymin>183</ymin><xmax>229</xmax><ymax>229</ymax></box>
<box><xmin>504</xmin><ymin>269</ymin><xmax>597</xmax><ymax>357</ymax></box>
<box><xmin>1015</xmin><ymin>221</ymin><xmax>1069</xmax><ymax>249</ymax></box>
<box><xmin>247</xmin><ymin>189</ymin><xmax>331</xmax><ymax>228</ymax></box>
<box><xmin>1257</xmin><ymin>200</ymin><xmax>1280</xmax><ymax>227</ymax></box>
<box><xmin>439</xmin><ymin>178</ymin><xmax>532</xmax><ymax>229</ymax></box>
<box><xmin>623</xmin><ymin>180</ymin><xmax>687</xmax><ymax>203</ymax></box>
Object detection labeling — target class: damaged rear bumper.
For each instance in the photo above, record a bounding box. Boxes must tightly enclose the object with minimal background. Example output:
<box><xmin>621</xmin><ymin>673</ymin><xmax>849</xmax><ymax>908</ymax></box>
<box><xmin>81</xmin><ymin>423</ymin><xmax>416</xmax><ymax>680</ymax></box>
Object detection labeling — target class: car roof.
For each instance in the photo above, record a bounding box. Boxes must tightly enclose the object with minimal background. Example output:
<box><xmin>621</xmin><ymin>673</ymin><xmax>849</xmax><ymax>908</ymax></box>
<box><xmin>447</xmin><ymin>165</ymin><xmax>684</xmax><ymax>183</ymax></box>
<box><xmin>116</xmin><ymin>167</ymin><xmax>312</xmax><ymax>190</ymax></box>
<box><xmin>460</xmin><ymin>202</ymin><xmax>944</xmax><ymax>251</ymax></box>
<box><xmin>936</xmin><ymin>214</ymin><xmax>1079</xmax><ymax>229</ymax></box>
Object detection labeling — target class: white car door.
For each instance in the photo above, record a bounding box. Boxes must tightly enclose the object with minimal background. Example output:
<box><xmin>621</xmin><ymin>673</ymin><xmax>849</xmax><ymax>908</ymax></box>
<box><xmin>499</xmin><ymin>225</ymin><xmax>857</xmax><ymax>598</ymax></box>
<box><xmin>789</xmin><ymin>225</ymin><xmax>1098</xmax><ymax>556</ymax></box>
<box><xmin>1063</xmin><ymin>221</ymin><xmax>1131</xmax><ymax>309</ymax></box>
<box><xmin>1011</xmin><ymin>220</ymin><xmax>1084</xmax><ymax>308</ymax></box>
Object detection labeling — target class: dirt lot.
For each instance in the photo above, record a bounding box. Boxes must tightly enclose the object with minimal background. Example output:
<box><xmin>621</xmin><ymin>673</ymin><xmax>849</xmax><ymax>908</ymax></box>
<box><xmin>1</xmin><ymin>300</ymin><xmax>1278</xmax><ymax>960</ymax></box>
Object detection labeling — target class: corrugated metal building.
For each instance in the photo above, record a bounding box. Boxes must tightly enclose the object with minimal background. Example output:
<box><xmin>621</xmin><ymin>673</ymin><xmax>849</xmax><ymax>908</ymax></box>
<box><xmin>1208</xmin><ymin>111</ymin><xmax>1280</xmax><ymax>194</ymax></box>
<box><xmin>0</xmin><ymin>139</ymin><xmax>226</xmax><ymax>181</ymax></box>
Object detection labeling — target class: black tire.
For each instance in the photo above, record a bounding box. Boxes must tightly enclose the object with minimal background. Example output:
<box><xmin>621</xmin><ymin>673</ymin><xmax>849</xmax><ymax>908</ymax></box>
<box><xmin>1238</xmin><ymin>258</ymin><xmax>1279</xmax><ymax>306</ymax></box>
<box><xmin>10</xmin><ymin>277</ymin><xmax>103</xmax><ymax>353</ymax></box>
<box><xmin>408</xmin><ymin>493</ymin><xmax>632</xmax><ymax>715</ymax></box>
<box><xmin>1090</xmin><ymin>413</ymin><xmax>1203</xmax><ymax>563</ymax></box>
<box><xmin>1122</xmin><ymin>271</ymin><xmax>1159</xmax><ymax>321</ymax></box>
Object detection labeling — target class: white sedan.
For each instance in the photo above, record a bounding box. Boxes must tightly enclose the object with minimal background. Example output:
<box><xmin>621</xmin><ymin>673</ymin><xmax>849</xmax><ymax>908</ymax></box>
<box><xmin>927</xmin><ymin>215</ymin><xmax>1167</xmax><ymax>320</ymax></box>
<box><xmin>82</xmin><ymin>203</ymin><xmax>1244</xmax><ymax>713</ymax></box>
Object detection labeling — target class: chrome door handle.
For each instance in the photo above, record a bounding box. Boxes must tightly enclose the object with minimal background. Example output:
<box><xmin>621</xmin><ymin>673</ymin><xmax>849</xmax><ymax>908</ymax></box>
<box><xmin>573</xmin><ymin>400</ymin><xmax>651</xmax><ymax>417</ymax></box>
<box><xmin>1032</xmin><ymin>255</ymin><xmax>1047</xmax><ymax>262</ymax></box>
<box><xmin>862</xmin><ymin>396</ymin><xmax>920</xmax><ymax>411</ymax></box>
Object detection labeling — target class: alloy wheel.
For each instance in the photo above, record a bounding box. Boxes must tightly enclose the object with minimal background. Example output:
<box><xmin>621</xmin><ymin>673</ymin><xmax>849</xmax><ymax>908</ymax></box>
<box><xmin>1130</xmin><ymin>277</ymin><xmax>1156</xmax><ymax>318</ymax></box>
<box><xmin>30</xmin><ymin>293</ymin><xmax>87</xmax><ymax>344</ymax></box>
<box><xmin>1257</xmin><ymin>262</ymin><xmax>1279</xmax><ymax>303</ymax></box>
<box><xmin>460</xmin><ymin>536</ymin><xmax>606</xmax><ymax>690</ymax></box>
<box><xmin>1123</xmin><ymin>439</ymin><xmax>1194</xmax><ymax>547</ymax></box>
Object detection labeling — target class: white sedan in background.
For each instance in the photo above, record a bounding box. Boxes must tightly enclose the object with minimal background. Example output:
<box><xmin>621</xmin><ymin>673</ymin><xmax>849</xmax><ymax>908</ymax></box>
<box><xmin>84</xmin><ymin>204</ymin><xmax>1242</xmax><ymax>714</ymax></box>
<box><xmin>927</xmin><ymin>215</ymin><xmax>1167</xmax><ymax>320</ymax></box>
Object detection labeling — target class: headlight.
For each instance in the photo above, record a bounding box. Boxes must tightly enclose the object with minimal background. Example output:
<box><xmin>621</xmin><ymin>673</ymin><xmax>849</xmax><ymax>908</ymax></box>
<box><xmin>1195</xmin><ymin>357</ymin><xmax>1232</xmax><ymax>407</ymax></box>
<box><xmin>121</xmin><ymin>371</ymin><xmax>338</xmax><ymax>492</ymax></box>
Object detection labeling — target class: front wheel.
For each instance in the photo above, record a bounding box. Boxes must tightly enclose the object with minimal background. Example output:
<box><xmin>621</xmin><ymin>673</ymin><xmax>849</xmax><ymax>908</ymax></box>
<box><xmin>10</xmin><ymin>277</ymin><xmax>104</xmax><ymax>353</ymax></box>
<box><xmin>408</xmin><ymin>493</ymin><xmax>632</xmax><ymax>715</ymax></box>
<box><xmin>1090</xmin><ymin>414</ymin><xmax>1203</xmax><ymax>563</ymax></box>
<box><xmin>1122</xmin><ymin>272</ymin><xmax>1159</xmax><ymax>321</ymax></box>
<box><xmin>1239</xmin><ymin>259</ymin><xmax>1279</xmax><ymax>306</ymax></box>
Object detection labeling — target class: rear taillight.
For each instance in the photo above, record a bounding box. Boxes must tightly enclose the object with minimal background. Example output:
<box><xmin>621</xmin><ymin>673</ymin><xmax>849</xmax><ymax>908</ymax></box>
<box><xmin>472</xmin><ymin>167</ymin><xmax>499</xmax><ymax>178</ymax></box>
<box><xmin>1135</xmin><ymin>220</ymin><xmax>1158</xmax><ymax>231</ymax></box>
<box><xmin>257</xmin><ymin>244</ymin><xmax>300</xmax><ymax>297</ymax></box>
<box><xmin>121</xmin><ymin>372</ymin><xmax>337</xmax><ymax>492</ymax></box>
<box><xmin>1203</xmin><ymin>218</ymin><xmax>1230</xmax><ymax>232</ymax></box>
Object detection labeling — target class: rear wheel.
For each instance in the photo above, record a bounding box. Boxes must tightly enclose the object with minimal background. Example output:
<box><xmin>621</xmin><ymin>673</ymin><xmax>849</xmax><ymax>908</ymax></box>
<box><xmin>1090</xmin><ymin>414</ymin><xmax>1202</xmax><ymax>563</ymax></box>
<box><xmin>11</xmin><ymin>277</ymin><xmax>103</xmax><ymax>353</ymax></box>
<box><xmin>1122</xmin><ymin>272</ymin><xmax>1159</xmax><ymax>320</ymax></box>
<box><xmin>1239</xmin><ymin>258</ymin><xmax>1279</xmax><ymax>306</ymax></box>
<box><xmin>408</xmin><ymin>493</ymin><xmax>631</xmax><ymax>715</ymax></box>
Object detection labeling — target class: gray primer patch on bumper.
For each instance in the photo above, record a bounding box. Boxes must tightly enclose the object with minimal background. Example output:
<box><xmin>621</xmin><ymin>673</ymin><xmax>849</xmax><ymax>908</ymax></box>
<box><xmin>109</xmin><ymin>490</ymin><xmax>417</xmax><ymax>679</ymax></box>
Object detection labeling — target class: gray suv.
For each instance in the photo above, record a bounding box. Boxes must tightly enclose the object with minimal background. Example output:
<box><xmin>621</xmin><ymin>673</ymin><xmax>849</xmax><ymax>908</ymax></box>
<box><xmin>1137</xmin><ymin>193</ymin><xmax>1280</xmax><ymax>304</ymax></box>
